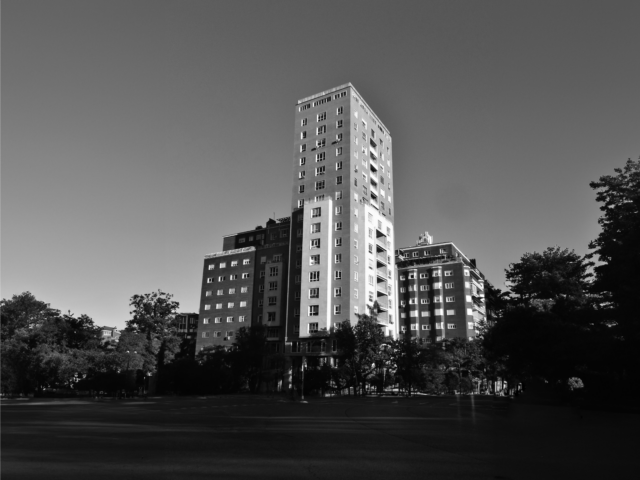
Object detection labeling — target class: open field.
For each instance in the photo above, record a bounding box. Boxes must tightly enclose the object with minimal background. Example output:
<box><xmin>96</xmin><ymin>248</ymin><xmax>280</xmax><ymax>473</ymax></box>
<box><xmin>2</xmin><ymin>394</ymin><xmax>637</xmax><ymax>480</ymax></box>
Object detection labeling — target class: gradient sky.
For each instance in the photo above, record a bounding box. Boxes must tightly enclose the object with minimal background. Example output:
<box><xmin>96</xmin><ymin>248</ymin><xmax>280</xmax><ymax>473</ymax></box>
<box><xmin>3</xmin><ymin>0</ymin><xmax>639</xmax><ymax>329</ymax></box>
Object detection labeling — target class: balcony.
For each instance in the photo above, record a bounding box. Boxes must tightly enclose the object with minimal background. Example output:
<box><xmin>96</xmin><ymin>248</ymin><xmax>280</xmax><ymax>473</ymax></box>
<box><xmin>376</xmin><ymin>252</ymin><xmax>388</xmax><ymax>265</ymax></box>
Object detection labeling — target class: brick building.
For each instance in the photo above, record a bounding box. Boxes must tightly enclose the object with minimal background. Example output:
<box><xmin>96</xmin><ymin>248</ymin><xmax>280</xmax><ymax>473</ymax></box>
<box><xmin>395</xmin><ymin>232</ymin><xmax>486</xmax><ymax>342</ymax></box>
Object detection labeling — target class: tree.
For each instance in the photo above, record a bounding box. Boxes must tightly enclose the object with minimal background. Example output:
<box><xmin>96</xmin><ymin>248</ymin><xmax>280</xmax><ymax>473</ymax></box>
<box><xmin>126</xmin><ymin>290</ymin><xmax>180</xmax><ymax>391</ymax></box>
<box><xmin>1</xmin><ymin>292</ymin><xmax>60</xmax><ymax>338</ymax></box>
<box><xmin>335</xmin><ymin>303</ymin><xmax>386</xmax><ymax>395</ymax></box>
<box><xmin>588</xmin><ymin>157</ymin><xmax>640</xmax><ymax>338</ymax></box>
<box><xmin>387</xmin><ymin>335</ymin><xmax>425</xmax><ymax>396</ymax></box>
<box><xmin>230</xmin><ymin>324</ymin><xmax>268</xmax><ymax>393</ymax></box>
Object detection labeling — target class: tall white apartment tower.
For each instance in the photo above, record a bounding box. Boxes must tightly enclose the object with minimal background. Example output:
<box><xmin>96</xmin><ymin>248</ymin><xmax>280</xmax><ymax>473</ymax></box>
<box><xmin>286</xmin><ymin>83</ymin><xmax>397</xmax><ymax>354</ymax></box>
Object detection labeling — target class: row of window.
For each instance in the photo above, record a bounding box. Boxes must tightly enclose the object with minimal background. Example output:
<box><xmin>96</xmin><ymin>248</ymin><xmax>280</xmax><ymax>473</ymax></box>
<box><xmin>208</xmin><ymin>259</ymin><xmax>251</xmax><ymax>270</ymax></box>
<box><xmin>204</xmin><ymin>302</ymin><xmax>248</xmax><ymax>310</ymax></box>
<box><xmin>203</xmin><ymin>316</ymin><xmax>246</xmax><ymax>324</ymax></box>
<box><xmin>300</xmin><ymin>106</ymin><xmax>344</xmax><ymax>126</ymax></box>
<box><xmin>400</xmin><ymin>308</ymin><xmax>474</xmax><ymax>317</ymax></box>
<box><xmin>400</xmin><ymin>283</ymin><xmax>456</xmax><ymax>292</ymax></box>
<box><xmin>202</xmin><ymin>331</ymin><xmax>234</xmax><ymax>338</ymax></box>
<box><xmin>298</xmin><ymin>91</ymin><xmax>348</xmax><ymax>112</ymax></box>
<box><xmin>299</xmin><ymin>154</ymin><xmax>343</xmax><ymax>168</ymax></box>
<box><xmin>297</xmin><ymin>177</ymin><xmax>343</xmax><ymax>192</ymax></box>
<box><xmin>400</xmin><ymin>270</ymin><xmax>465</xmax><ymax>280</ymax></box>
<box><xmin>206</xmin><ymin>287</ymin><xmax>249</xmax><ymax>296</ymax></box>
<box><xmin>299</xmin><ymin>121</ymin><xmax>343</xmax><ymax>139</ymax></box>
<box><xmin>401</xmin><ymin>296</ymin><xmax>457</xmax><ymax>304</ymax></box>
<box><xmin>307</xmin><ymin>305</ymin><xmax>343</xmax><ymax>316</ymax></box>
<box><xmin>206</xmin><ymin>273</ymin><xmax>251</xmax><ymax>283</ymax></box>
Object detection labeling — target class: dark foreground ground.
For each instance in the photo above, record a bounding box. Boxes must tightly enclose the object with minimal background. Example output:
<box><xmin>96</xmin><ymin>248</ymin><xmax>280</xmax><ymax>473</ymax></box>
<box><xmin>2</xmin><ymin>392</ymin><xmax>637</xmax><ymax>480</ymax></box>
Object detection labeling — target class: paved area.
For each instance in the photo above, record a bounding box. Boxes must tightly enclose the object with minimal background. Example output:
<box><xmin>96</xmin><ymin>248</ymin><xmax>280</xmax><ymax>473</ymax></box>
<box><xmin>2</xmin><ymin>394</ymin><xmax>637</xmax><ymax>480</ymax></box>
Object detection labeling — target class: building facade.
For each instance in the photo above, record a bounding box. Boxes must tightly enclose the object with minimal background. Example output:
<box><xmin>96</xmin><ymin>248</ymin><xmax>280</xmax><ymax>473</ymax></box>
<box><xmin>395</xmin><ymin>232</ymin><xmax>486</xmax><ymax>342</ymax></box>
<box><xmin>287</xmin><ymin>83</ymin><xmax>397</xmax><ymax>361</ymax></box>
<box><xmin>195</xmin><ymin>217</ymin><xmax>291</xmax><ymax>353</ymax></box>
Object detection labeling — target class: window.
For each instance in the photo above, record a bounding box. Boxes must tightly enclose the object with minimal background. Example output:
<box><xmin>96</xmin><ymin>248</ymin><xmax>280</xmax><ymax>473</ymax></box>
<box><xmin>309</xmin><ymin>271</ymin><xmax>320</xmax><ymax>282</ymax></box>
<box><xmin>354</xmin><ymin>306</ymin><xmax>359</xmax><ymax>314</ymax></box>
<box><xmin>239</xmin><ymin>301</ymin><xmax>247</xmax><ymax>307</ymax></box>
<box><xmin>308</xmin><ymin>307</ymin><xmax>319</xmax><ymax>317</ymax></box>
<box><xmin>310</xmin><ymin>238</ymin><xmax>320</xmax><ymax>249</ymax></box>
<box><xmin>301</xmin><ymin>118</ymin><xmax>307</xmax><ymax>126</ymax></box>
<box><xmin>434</xmin><ymin>296</ymin><xmax>442</xmax><ymax>303</ymax></box>
<box><xmin>226</xmin><ymin>316</ymin><xmax>233</xmax><ymax>323</ymax></box>
<box><xmin>299</xmin><ymin>171</ymin><xmax>306</xmax><ymax>179</ymax></box>
<box><xmin>207</xmin><ymin>277</ymin><xmax>213</xmax><ymax>283</ymax></box>
<box><xmin>409</xmin><ymin>298</ymin><xmax>417</xmax><ymax>304</ymax></box>
<box><xmin>295</xmin><ymin>291</ymin><xmax>301</xmax><ymax>300</ymax></box>
<box><xmin>228</xmin><ymin>288</ymin><xmax>236</xmax><ymax>294</ymax></box>
<box><xmin>301</xmin><ymin>144</ymin><xmax>306</xmax><ymax>152</ymax></box>
<box><xmin>269</xmin><ymin>281</ymin><xmax>278</xmax><ymax>290</ymax></box>
<box><xmin>335</xmin><ymin>222</ymin><xmax>342</xmax><ymax>231</ymax></box>
<box><xmin>335</xmin><ymin>237</ymin><xmax>342</xmax><ymax>247</ymax></box>
<box><xmin>317</xmin><ymin>112</ymin><xmax>326</xmax><ymax>122</ymax></box>
<box><xmin>310</xmin><ymin>255</ymin><xmax>320</xmax><ymax>265</ymax></box>
<box><xmin>267</xmin><ymin>312</ymin><xmax>276</xmax><ymax>323</ymax></box>
<box><xmin>269</xmin><ymin>266</ymin><xmax>278</xmax><ymax>277</ymax></box>
<box><xmin>296</xmin><ymin>245</ymin><xmax>302</xmax><ymax>252</ymax></box>
<box><xmin>215</xmin><ymin>317</ymin><xmax>222</xmax><ymax>323</ymax></box>
<box><xmin>336</xmin><ymin>175</ymin><xmax>343</xmax><ymax>185</ymax></box>
<box><xmin>410</xmin><ymin>324</ymin><xmax>418</xmax><ymax>331</ymax></box>
<box><xmin>353</xmin><ymin>255</ymin><xmax>359</xmax><ymax>265</ymax></box>
<box><xmin>440</xmin><ymin>249</ymin><xmax>446</xmax><ymax>254</ymax></box>
<box><xmin>226</xmin><ymin>331</ymin><xmax>235</xmax><ymax>338</ymax></box>
<box><xmin>299</xmin><ymin>157</ymin><xmax>306</xmax><ymax>166</ymax></box>
<box><xmin>421</xmin><ymin>312</ymin><xmax>430</xmax><ymax>318</ymax></box>
<box><xmin>422</xmin><ymin>325</ymin><xmax>431</xmax><ymax>330</ymax></box>
<box><xmin>230</xmin><ymin>274</ymin><xmax>238</xmax><ymax>280</ymax></box>
<box><xmin>315</xmin><ymin>180</ymin><xmax>325</xmax><ymax>190</ymax></box>
<box><xmin>335</xmin><ymin>191</ymin><xmax>343</xmax><ymax>200</ymax></box>
<box><xmin>335</xmin><ymin>205</ymin><xmax>342</xmax><ymax>215</ymax></box>
<box><xmin>334</xmin><ymin>305</ymin><xmax>341</xmax><ymax>315</ymax></box>
<box><xmin>317</xmin><ymin>126</ymin><xmax>326</xmax><ymax>135</ymax></box>
<box><xmin>298</xmin><ymin>185</ymin><xmax>305</xmax><ymax>194</ymax></box>
<box><xmin>433</xmin><ymin>270</ymin><xmax>441</xmax><ymax>277</ymax></box>
<box><xmin>337</xmin><ymin>106</ymin><xmax>343</xmax><ymax>115</ymax></box>
<box><xmin>259</xmin><ymin>271</ymin><xmax>265</xmax><ymax>279</ymax></box>
<box><xmin>420</xmin><ymin>273</ymin><xmax>428</xmax><ymax>279</ymax></box>
<box><xmin>334</xmin><ymin>254</ymin><xmax>342</xmax><ymax>263</ymax></box>
<box><xmin>420</xmin><ymin>285</ymin><xmax>429</xmax><ymax>291</ymax></box>
<box><xmin>334</xmin><ymin>287</ymin><xmax>342</xmax><ymax>297</ymax></box>
<box><xmin>260</xmin><ymin>256</ymin><xmax>267</xmax><ymax>264</ymax></box>
<box><xmin>216</xmin><ymin>303</ymin><xmax>223</xmax><ymax>309</ymax></box>
<box><xmin>218</xmin><ymin>276</ymin><xmax>225</xmax><ymax>282</ymax></box>
<box><xmin>295</xmin><ymin>275</ymin><xmax>301</xmax><ymax>284</ymax></box>
<box><xmin>243</xmin><ymin>259</ymin><xmax>250</xmax><ymax>265</ymax></box>
<box><xmin>315</xmin><ymin>166</ymin><xmax>325</xmax><ymax>175</ymax></box>
<box><xmin>433</xmin><ymin>282</ymin><xmax>442</xmax><ymax>289</ymax></box>
<box><xmin>316</xmin><ymin>139</ymin><xmax>326</xmax><ymax>148</ymax></box>
<box><xmin>208</xmin><ymin>264</ymin><xmax>215</xmax><ymax>270</ymax></box>
<box><xmin>421</xmin><ymin>299</ymin><xmax>429</xmax><ymax>304</ymax></box>
<box><xmin>311</xmin><ymin>207</ymin><xmax>321</xmax><ymax>217</ymax></box>
<box><xmin>258</xmin><ymin>300</ymin><xmax>264</xmax><ymax>307</ymax></box>
<box><xmin>311</xmin><ymin>222</ymin><xmax>321</xmax><ymax>233</ymax></box>
<box><xmin>202</xmin><ymin>332</ymin><xmax>210</xmax><ymax>338</ymax></box>
<box><xmin>464</xmin><ymin>269</ymin><xmax>470</xmax><ymax>276</ymax></box>
<box><xmin>408</xmin><ymin>273</ymin><xmax>416</xmax><ymax>280</ymax></box>
<box><xmin>227</xmin><ymin>302</ymin><xmax>234</xmax><ymax>308</ymax></box>
<box><xmin>309</xmin><ymin>288</ymin><xmax>319</xmax><ymax>298</ymax></box>
<box><xmin>334</xmin><ymin>271</ymin><xmax>342</xmax><ymax>280</ymax></box>
<box><xmin>206</xmin><ymin>290</ymin><xmax>212</xmax><ymax>297</ymax></box>
<box><xmin>445</xmin><ymin>283</ymin><xmax>454</xmax><ymax>289</ymax></box>
<box><xmin>354</xmin><ymin>239</ymin><xmax>358</xmax><ymax>249</ymax></box>
<box><xmin>446</xmin><ymin>296</ymin><xmax>455</xmax><ymax>302</ymax></box>
<box><xmin>309</xmin><ymin>321</ymin><xmax>319</xmax><ymax>332</ymax></box>
<box><xmin>204</xmin><ymin>304</ymin><xmax>211</xmax><ymax>311</ymax></box>
<box><xmin>268</xmin><ymin>296</ymin><xmax>277</xmax><ymax>306</ymax></box>
<box><xmin>242</xmin><ymin>273</ymin><xmax>249</xmax><ymax>279</ymax></box>
<box><xmin>219</xmin><ymin>262</ymin><xmax>226</xmax><ymax>268</ymax></box>
<box><xmin>315</xmin><ymin>194</ymin><xmax>324</xmax><ymax>202</ymax></box>
<box><xmin>203</xmin><ymin>318</ymin><xmax>210</xmax><ymax>324</ymax></box>
<box><xmin>368</xmin><ymin>244</ymin><xmax>374</xmax><ymax>253</ymax></box>
<box><xmin>445</xmin><ymin>271</ymin><xmax>453</xmax><ymax>276</ymax></box>
<box><xmin>447</xmin><ymin>323</ymin><xmax>457</xmax><ymax>329</ymax></box>
<box><xmin>239</xmin><ymin>315</ymin><xmax>246</xmax><ymax>322</ymax></box>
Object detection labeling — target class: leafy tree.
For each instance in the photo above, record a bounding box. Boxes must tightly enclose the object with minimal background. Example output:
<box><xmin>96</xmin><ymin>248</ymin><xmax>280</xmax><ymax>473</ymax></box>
<box><xmin>126</xmin><ymin>290</ymin><xmax>180</xmax><ymax>391</ymax></box>
<box><xmin>335</xmin><ymin>303</ymin><xmax>386</xmax><ymax>395</ymax></box>
<box><xmin>1</xmin><ymin>292</ymin><xmax>60</xmax><ymax>338</ymax></box>
<box><xmin>230</xmin><ymin>324</ymin><xmax>268</xmax><ymax>393</ymax></box>
<box><xmin>588</xmin><ymin>157</ymin><xmax>640</xmax><ymax>338</ymax></box>
<box><xmin>387</xmin><ymin>335</ymin><xmax>425</xmax><ymax>396</ymax></box>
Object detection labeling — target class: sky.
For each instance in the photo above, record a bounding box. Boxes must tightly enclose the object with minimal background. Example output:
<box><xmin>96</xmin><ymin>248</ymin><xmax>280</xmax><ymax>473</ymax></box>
<box><xmin>3</xmin><ymin>0</ymin><xmax>640</xmax><ymax>329</ymax></box>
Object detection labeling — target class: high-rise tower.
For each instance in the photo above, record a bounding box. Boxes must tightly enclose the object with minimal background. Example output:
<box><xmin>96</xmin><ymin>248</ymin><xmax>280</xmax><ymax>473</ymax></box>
<box><xmin>286</xmin><ymin>83</ymin><xmax>397</xmax><ymax>351</ymax></box>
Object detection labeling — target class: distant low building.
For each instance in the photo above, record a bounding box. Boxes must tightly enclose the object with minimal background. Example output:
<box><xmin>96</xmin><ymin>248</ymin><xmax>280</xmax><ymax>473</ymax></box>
<box><xmin>100</xmin><ymin>326</ymin><xmax>121</xmax><ymax>343</ymax></box>
<box><xmin>176</xmin><ymin>313</ymin><xmax>199</xmax><ymax>339</ymax></box>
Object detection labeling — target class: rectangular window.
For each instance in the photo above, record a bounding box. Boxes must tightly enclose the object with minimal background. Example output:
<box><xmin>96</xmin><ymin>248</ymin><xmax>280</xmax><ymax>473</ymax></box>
<box><xmin>310</xmin><ymin>238</ymin><xmax>320</xmax><ymax>249</ymax></box>
<box><xmin>309</xmin><ymin>271</ymin><xmax>320</xmax><ymax>282</ymax></box>
<box><xmin>208</xmin><ymin>264</ymin><xmax>215</xmax><ymax>271</ymax></box>
<box><xmin>316</xmin><ymin>139</ymin><xmax>326</xmax><ymax>148</ymax></box>
<box><xmin>335</xmin><ymin>237</ymin><xmax>342</xmax><ymax>247</ymax></box>
<box><xmin>204</xmin><ymin>304</ymin><xmax>211</xmax><ymax>311</ymax></box>
<box><xmin>269</xmin><ymin>267</ymin><xmax>278</xmax><ymax>277</ymax></box>
<box><xmin>354</xmin><ymin>271</ymin><xmax>359</xmax><ymax>282</ymax></box>
<box><xmin>420</xmin><ymin>285</ymin><xmax>429</xmax><ymax>291</ymax></box>
<box><xmin>301</xmin><ymin>144</ymin><xmax>306</xmax><ymax>152</ymax></box>
<box><xmin>205</xmin><ymin>290</ymin><xmax>212</xmax><ymax>297</ymax></box>
<box><xmin>219</xmin><ymin>262</ymin><xmax>226</xmax><ymax>268</ymax></box>
<box><xmin>269</xmin><ymin>281</ymin><xmax>277</xmax><ymax>290</ymax></box>
<box><xmin>317</xmin><ymin>112</ymin><xmax>326</xmax><ymax>122</ymax></box>
<box><xmin>226</xmin><ymin>316</ymin><xmax>233</xmax><ymax>323</ymax></box>
<box><xmin>317</xmin><ymin>126</ymin><xmax>326</xmax><ymax>135</ymax></box>
<box><xmin>315</xmin><ymin>166</ymin><xmax>325</xmax><ymax>175</ymax></box>
<box><xmin>335</xmin><ymin>191</ymin><xmax>343</xmax><ymax>200</ymax></box>
<box><xmin>231</xmin><ymin>260</ymin><xmax>238</xmax><ymax>267</ymax></box>
<box><xmin>434</xmin><ymin>296</ymin><xmax>442</xmax><ymax>303</ymax></box>
<box><xmin>334</xmin><ymin>305</ymin><xmax>341</xmax><ymax>315</ymax></box>
<box><xmin>242</xmin><ymin>273</ymin><xmax>249</xmax><ymax>279</ymax></box>
<box><xmin>268</xmin><ymin>296</ymin><xmax>277</xmax><ymax>306</ymax></box>
<box><xmin>230</xmin><ymin>274</ymin><xmax>238</xmax><ymax>280</ymax></box>
<box><xmin>315</xmin><ymin>180</ymin><xmax>325</xmax><ymax>190</ymax></box>
<box><xmin>239</xmin><ymin>301</ymin><xmax>247</xmax><ymax>307</ymax></box>
<box><xmin>227</xmin><ymin>302</ymin><xmax>234</xmax><ymax>308</ymax></box>
<box><xmin>335</xmin><ymin>205</ymin><xmax>342</xmax><ymax>215</ymax></box>
<box><xmin>337</xmin><ymin>106</ymin><xmax>343</xmax><ymax>115</ymax></box>
<box><xmin>299</xmin><ymin>157</ymin><xmax>306</xmax><ymax>166</ymax></box>
<box><xmin>464</xmin><ymin>269</ymin><xmax>470</xmax><ymax>276</ymax></box>
<box><xmin>258</xmin><ymin>285</ymin><xmax>264</xmax><ymax>293</ymax></box>
<box><xmin>207</xmin><ymin>278</ymin><xmax>213</xmax><ymax>283</ymax></box>
<box><xmin>218</xmin><ymin>276</ymin><xmax>225</xmax><ymax>282</ymax></box>
<box><xmin>433</xmin><ymin>270</ymin><xmax>441</xmax><ymax>277</ymax></box>
<box><xmin>299</xmin><ymin>171</ymin><xmax>306</xmax><ymax>179</ymax></box>
<box><xmin>295</xmin><ymin>275</ymin><xmax>301</xmax><ymax>284</ymax></box>
<box><xmin>334</xmin><ymin>287</ymin><xmax>342</xmax><ymax>297</ymax></box>
<box><xmin>301</xmin><ymin>118</ymin><xmax>307</xmax><ymax>126</ymax></box>
<box><xmin>309</xmin><ymin>321</ymin><xmax>319</xmax><ymax>331</ymax></box>
<box><xmin>310</xmin><ymin>255</ymin><xmax>320</xmax><ymax>265</ymax></box>
<box><xmin>216</xmin><ymin>303</ymin><xmax>222</xmax><ymax>309</ymax></box>
<box><xmin>298</xmin><ymin>185</ymin><xmax>304</xmax><ymax>194</ymax></box>
<box><xmin>202</xmin><ymin>332</ymin><xmax>210</xmax><ymax>338</ymax></box>
<box><xmin>445</xmin><ymin>271</ymin><xmax>453</xmax><ymax>276</ymax></box>
<box><xmin>336</xmin><ymin>120</ymin><xmax>343</xmax><ymax>128</ymax></box>
<box><xmin>334</xmin><ymin>254</ymin><xmax>342</xmax><ymax>263</ymax></box>
<box><xmin>335</xmin><ymin>222</ymin><xmax>342</xmax><ymax>231</ymax></box>
<box><xmin>420</xmin><ymin>273</ymin><xmax>428</xmax><ymax>279</ymax></box>
<box><xmin>445</xmin><ymin>283</ymin><xmax>454</xmax><ymax>289</ymax></box>
<box><xmin>239</xmin><ymin>315</ymin><xmax>246</xmax><ymax>322</ymax></box>
<box><xmin>334</xmin><ymin>271</ymin><xmax>342</xmax><ymax>280</ymax></box>
<box><xmin>228</xmin><ymin>288</ymin><xmax>236</xmax><ymax>294</ymax></box>
<box><xmin>215</xmin><ymin>317</ymin><xmax>222</xmax><ymax>323</ymax></box>
<box><xmin>447</xmin><ymin>323</ymin><xmax>457</xmax><ymax>329</ymax></box>
<box><xmin>308</xmin><ymin>308</ymin><xmax>319</xmax><ymax>318</ymax></box>
<box><xmin>267</xmin><ymin>312</ymin><xmax>276</xmax><ymax>322</ymax></box>
<box><xmin>336</xmin><ymin>175</ymin><xmax>343</xmax><ymax>185</ymax></box>
<box><xmin>203</xmin><ymin>318</ymin><xmax>210</xmax><ymax>324</ymax></box>
<box><xmin>421</xmin><ymin>299</ymin><xmax>429</xmax><ymax>304</ymax></box>
<box><xmin>309</xmin><ymin>288</ymin><xmax>319</xmax><ymax>298</ymax></box>
<box><xmin>311</xmin><ymin>207</ymin><xmax>321</xmax><ymax>217</ymax></box>
<box><xmin>311</xmin><ymin>222</ymin><xmax>321</xmax><ymax>233</ymax></box>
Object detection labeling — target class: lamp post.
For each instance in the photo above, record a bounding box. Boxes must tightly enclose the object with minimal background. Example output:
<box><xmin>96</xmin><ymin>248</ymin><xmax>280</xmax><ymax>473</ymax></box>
<box><xmin>301</xmin><ymin>356</ymin><xmax>307</xmax><ymax>402</ymax></box>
